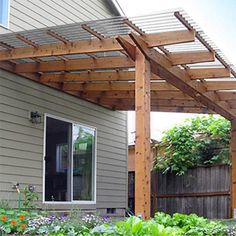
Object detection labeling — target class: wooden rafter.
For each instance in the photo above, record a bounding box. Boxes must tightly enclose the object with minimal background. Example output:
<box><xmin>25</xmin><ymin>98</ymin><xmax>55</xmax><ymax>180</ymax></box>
<box><xmin>113</xmin><ymin>105</ymin><xmax>213</xmax><ymax>114</ymax></box>
<box><xmin>15</xmin><ymin>56</ymin><xmax>134</xmax><ymax>73</ymax></box>
<box><xmin>81</xmin><ymin>24</ymin><xmax>105</xmax><ymax>40</ymax></box>
<box><xmin>0</xmin><ymin>30</ymin><xmax>195</xmax><ymax>61</ymax></box>
<box><xmin>15</xmin><ymin>34</ymin><xmax>42</xmax><ymax>63</ymax></box>
<box><xmin>61</xmin><ymin>81</ymin><xmax>177</xmax><ymax>91</ymax></box>
<box><xmin>40</xmin><ymin>71</ymin><xmax>161</xmax><ymax>82</ymax></box>
<box><xmin>168</xmin><ymin>51</ymin><xmax>215</xmax><ymax>65</ymax></box>
<box><xmin>174</xmin><ymin>11</ymin><xmax>236</xmax><ymax>78</ymax></box>
<box><xmin>14</xmin><ymin>50</ymin><xmax>219</xmax><ymax>73</ymax></box>
<box><xmin>42</xmin><ymin>78</ymin><xmax>236</xmax><ymax>93</ymax></box>
<box><xmin>127</xmin><ymin>32</ymin><xmax>236</xmax><ymax>119</ymax></box>
<box><xmin>0</xmin><ymin>14</ymin><xmax>235</xmax><ymax>117</ymax></box>
<box><xmin>90</xmin><ymin>98</ymin><xmax>203</xmax><ymax>108</ymax></box>
<box><xmin>188</xmin><ymin>68</ymin><xmax>231</xmax><ymax>79</ymax></box>
<box><xmin>47</xmin><ymin>30</ymin><xmax>70</xmax><ymax>44</ymax></box>
<box><xmin>16</xmin><ymin>34</ymin><xmax>39</xmax><ymax>48</ymax></box>
<box><xmin>47</xmin><ymin>29</ymin><xmax>97</xmax><ymax>60</ymax></box>
<box><xmin>76</xmin><ymin>90</ymin><xmax>192</xmax><ymax>100</ymax></box>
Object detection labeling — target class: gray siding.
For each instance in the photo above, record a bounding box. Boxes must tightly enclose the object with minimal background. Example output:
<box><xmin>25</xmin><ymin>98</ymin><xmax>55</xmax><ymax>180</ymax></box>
<box><xmin>0</xmin><ymin>70</ymin><xmax>128</xmax><ymax>211</ymax></box>
<box><xmin>0</xmin><ymin>0</ymin><xmax>118</xmax><ymax>34</ymax></box>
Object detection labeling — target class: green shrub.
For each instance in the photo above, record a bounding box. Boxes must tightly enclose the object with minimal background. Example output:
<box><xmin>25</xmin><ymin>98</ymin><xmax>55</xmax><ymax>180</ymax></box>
<box><xmin>154</xmin><ymin>115</ymin><xmax>230</xmax><ymax>175</ymax></box>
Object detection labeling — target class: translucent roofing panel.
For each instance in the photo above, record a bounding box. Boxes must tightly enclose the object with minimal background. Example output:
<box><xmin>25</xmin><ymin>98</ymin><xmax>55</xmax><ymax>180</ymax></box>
<box><xmin>0</xmin><ymin>8</ymin><xmax>234</xmax><ymax>75</ymax></box>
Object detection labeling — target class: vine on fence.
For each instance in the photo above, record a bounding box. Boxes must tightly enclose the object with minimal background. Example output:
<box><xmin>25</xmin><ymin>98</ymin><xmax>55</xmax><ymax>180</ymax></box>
<box><xmin>154</xmin><ymin>115</ymin><xmax>231</xmax><ymax>175</ymax></box>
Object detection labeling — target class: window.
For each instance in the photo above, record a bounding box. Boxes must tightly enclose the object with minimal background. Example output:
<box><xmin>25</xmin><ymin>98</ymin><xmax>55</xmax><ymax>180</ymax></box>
<box><xmin>0</xmin><ymin>0</ymin><xmax>10</xmax><ymax>28</ymax></box>
<box><xmin>44</xmin><ymin>115</ymin><xmax>96</xmax><ymax>203</ymax></box>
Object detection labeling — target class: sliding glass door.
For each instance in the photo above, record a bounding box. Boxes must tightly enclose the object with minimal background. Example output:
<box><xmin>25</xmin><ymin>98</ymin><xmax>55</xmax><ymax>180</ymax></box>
<box><xmin>72</xmin><ymin>125</ymin><xmax>95</xmax><ymax>201</ymax></box>
<box><xmin>44</xmin><ymin>115</ymin><xmax>96</xmax><ymax>203</ymax></box>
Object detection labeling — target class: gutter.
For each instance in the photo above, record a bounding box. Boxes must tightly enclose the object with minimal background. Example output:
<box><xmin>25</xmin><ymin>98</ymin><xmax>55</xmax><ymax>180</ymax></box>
<box><xmin>105</xmin><ymin>0</ymin><xmax>126</xmax><ymax>16</ymax></box>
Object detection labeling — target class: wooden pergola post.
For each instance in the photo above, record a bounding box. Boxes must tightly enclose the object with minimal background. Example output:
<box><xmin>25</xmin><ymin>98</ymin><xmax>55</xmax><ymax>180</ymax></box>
<box><xmin>134</xmin><ymin>48</ymin><xmax>151</xmax><ymax>219</ymax></box>
<box><xmin>231</xmin><ymin>119</ymin><xmax>236</xmax><ymax>217</ymax></box>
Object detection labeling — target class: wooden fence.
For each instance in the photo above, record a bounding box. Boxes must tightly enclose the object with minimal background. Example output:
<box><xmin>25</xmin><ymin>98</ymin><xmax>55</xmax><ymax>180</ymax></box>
<box><xmin>128</xmin><ymin>165</ymin><xmax>230</xmax><ymax>219</ymax></box>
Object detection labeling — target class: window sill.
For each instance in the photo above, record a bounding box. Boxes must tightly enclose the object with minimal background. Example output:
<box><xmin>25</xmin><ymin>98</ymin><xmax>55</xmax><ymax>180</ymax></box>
<box><xmin>43</xmin><ymin>201</ymin><xmax>96</xmax><ymax>205</ymax></box>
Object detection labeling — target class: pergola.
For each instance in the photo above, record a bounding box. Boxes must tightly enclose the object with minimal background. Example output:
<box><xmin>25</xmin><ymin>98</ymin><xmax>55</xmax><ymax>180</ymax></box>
<box><xmin>1</xmin><ymin>9</ymin><xmax>236</xmax><ymax>219</ymax></box>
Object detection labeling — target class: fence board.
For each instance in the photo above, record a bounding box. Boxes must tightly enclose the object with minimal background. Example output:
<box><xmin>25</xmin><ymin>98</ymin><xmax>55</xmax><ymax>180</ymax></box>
<box><xmin>151</xmin><ymin>165</ymin><xmax>230</xmax><ymax>219</ymax></box>
<box><xmin>128</xmin><ymin>165</ymin><xmax>230</xmax><ymax>218</ymax></box>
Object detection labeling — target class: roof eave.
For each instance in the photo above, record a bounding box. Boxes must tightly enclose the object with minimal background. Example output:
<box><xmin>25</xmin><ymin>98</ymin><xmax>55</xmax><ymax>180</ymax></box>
<box><xmin>105</xmin><ymin>0</ymin><xmax>125</xmax><ymax>16</ymax></box>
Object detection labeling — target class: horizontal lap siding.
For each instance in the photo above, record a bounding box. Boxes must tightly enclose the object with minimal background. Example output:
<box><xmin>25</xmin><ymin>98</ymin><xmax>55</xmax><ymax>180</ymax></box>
<box><xmin>0</xmin><ymin>70</ymin><xmax>128</xmax><ymax>210</ymax></box>
<box><xmin>0</xmin><ymin>0</ymin><xmax>117</xmax><ymax>34</ymax></box>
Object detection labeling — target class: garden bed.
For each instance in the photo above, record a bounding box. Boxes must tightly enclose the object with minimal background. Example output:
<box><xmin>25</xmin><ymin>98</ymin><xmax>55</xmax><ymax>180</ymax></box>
<box><xmin>0</xmin><ymin>208</ymin><xmax>233</xmax><ymax>235</ymax></box>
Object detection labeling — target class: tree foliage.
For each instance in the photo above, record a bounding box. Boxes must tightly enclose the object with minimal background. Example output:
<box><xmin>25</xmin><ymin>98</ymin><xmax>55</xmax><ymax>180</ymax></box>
<box><xmin>154</xmin><ymin>115</ymin><xmax>231</xmax><ymax>175</ymax></box>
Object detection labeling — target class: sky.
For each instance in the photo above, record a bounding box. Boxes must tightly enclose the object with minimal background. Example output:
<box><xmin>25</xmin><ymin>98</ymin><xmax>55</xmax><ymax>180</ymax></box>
<box><xmin>116</xmin><ymin>0</ymin><xmax>236</xmax><ymax>143</ymax></box>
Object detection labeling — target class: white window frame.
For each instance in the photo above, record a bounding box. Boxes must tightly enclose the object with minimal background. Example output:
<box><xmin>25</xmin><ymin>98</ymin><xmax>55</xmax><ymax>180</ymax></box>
<box><xmin>43</xmin><ymin>113</ymin><xmax>97</xmax><ymax>205</ymax></box>
<box><xmin>0</xmin><ymin>0</ymin><xmax>10</xmax><ymax>29</ymax></box>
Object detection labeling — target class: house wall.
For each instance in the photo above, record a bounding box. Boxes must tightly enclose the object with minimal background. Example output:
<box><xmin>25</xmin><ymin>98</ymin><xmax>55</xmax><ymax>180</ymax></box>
<box><xmin>0</xmin><ymin>70</ymin><xmax>128</xmax><ymax>214</ymax></box>
<box><xmin>0</xmin><ymin>0</ymin><xmax>120</xmax><ymax>34</ymax></box>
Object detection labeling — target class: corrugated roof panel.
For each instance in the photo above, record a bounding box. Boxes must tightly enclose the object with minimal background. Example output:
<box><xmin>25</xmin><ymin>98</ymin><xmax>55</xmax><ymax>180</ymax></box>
<box><xmin>0</xmin><ymin>8</ymin><xmax>234</xmax><ymax>76</ymax></box>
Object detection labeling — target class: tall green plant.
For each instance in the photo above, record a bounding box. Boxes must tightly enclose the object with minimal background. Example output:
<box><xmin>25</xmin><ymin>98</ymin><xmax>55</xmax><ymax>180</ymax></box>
<box><xmin>154</xmin><ymin>115</ymin><xmax>230</xmax><ymax>175</ymax></box>
<box><xmin>22</xmin><ymin>186</ymin><xmax>39</xmax><ymax>209</ymax></box>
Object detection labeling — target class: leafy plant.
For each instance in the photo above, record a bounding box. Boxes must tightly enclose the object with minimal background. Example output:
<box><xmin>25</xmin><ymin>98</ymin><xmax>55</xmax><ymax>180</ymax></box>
<box><xmin>92</xmin><ymin>216</ymin><xmax>183</xmax><ymax>236</ymax></box>
<box><xmin>22</xmin><ymin>186</ymin><xmax>39</xmax><ymax>209</ymax></box>
<box><xmin>154</xmin><ymin>212</ymin><xmax>227</xmax><ymax>236</ymax></box>
<box><xmin>154</xmin><ymin>115</ymin><xmax>230</xmax><ymax>175</ymax></box>
<box><xmin>0</xmin><ymin>200</ymin><xmax>10</xmax><ymax>211</ymax></box>
<box><xmin>0</xmin><ymin>209</ymin><xmax>29</xmax><ymax>234</ymax></box>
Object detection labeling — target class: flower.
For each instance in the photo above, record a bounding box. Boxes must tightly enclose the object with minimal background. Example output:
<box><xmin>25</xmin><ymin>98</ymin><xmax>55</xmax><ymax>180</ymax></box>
<box><xmin>11</xmin><ymin>220</ymin><xmax>17</xmax><ymax>225</ymax></box>
<box><xmin>0</xmin><ymin>215</ymin><xmax>7</xmax><ymax>221</ymax></box>
<box><xmin>19</xmin><ymin>214</ymin><xmax>25</xmax><ymax>220</ymax></box>
<box><xmin>20</xmin><ymin>224</ymin><xmax>26</xmax><ymax>230</ymax></box>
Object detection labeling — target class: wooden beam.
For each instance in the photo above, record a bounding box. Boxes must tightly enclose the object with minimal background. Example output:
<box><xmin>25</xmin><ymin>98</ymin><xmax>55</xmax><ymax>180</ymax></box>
<box><xmin>135</xmin><ymin>47</ymin><xmax>151</xmax><ymax>219</ymax></box>
<box><xmin>15</xmin><ymin>56</ymin><xmax>134</xmax><ymax>73</ymax></box>
<box><xmin>41</xmin><ymin>71</ymin><xmax>135</xmax><ymax>82</ymax></box>
<box><xmin>174</xmin><ymin>11</ymin><xmax>236</xmax><ymax>78</ymax></box>
<box><xmin>81</xmin><ymin>24</ymin><xmax>105</xmax><ymax>40</ymax></box>
<box><xmin>62</xmin><ymin>81</ymin><xmax>177</xmax><ymax>91</ymax></box>
<box><xmin>128</xmin><ymin>32</ymin><xmax>236</xmax><ymax>120</ymax></box>
<box><xmin>47</xmin><ymin>30</ymin><xmax>70</xmax><ymax>44</ymax></box>
<box><xmin>188</xmin><ymin>68</ymin><xmax>231</xmax><ymax>79</ymax></box>
<box><xmin>116</xmin><ymin>36</ymin><xmax>136</xmax><ymax>61</ymax></box>
<box><xmin>168</xmin><ymin>51</ymin><xmax>215</xmax><ymax>65</ymax></box>
<box><xmin>83</xmin><ymin>96</ymin><xmax>209</xmax><ymax>113</ymax></box>
<box><xmin>111</xmin><ymin>104</ymin><xmax>212</xmax><ymax>113</ymax></box>
<box><xmin>202</xmin><ymin>80</ymin><xmax>236</xmax><ymax>91</ymax></box>
<box><xmin>16</xmin><ymin>34</ymin><xmax>39</xmax><ymax>48</ymax></box>
<box><xmin>189</xmin><ymin>80</ymin><xmax>236</xmax><ymax>91</ymax></box>
<box><xmin>15</xmin><ymin>50</ymin><xmax>215</xmax><ymax>74</ymax></box>
<box><xmin>0</xmin><ymin>30</ymin><xmax>195</xmax><ymax>61</ymax></box>
<box><xmin>231</xmin><ymin>119</ymin><xmax>236</xmax><ymax>217</ymax></box>
<box><xmin>92</xmin><ymin>98</ymin><xmax>202</xmax><ymax>108</ymax></box>
<box><xmin>152</xmin><ymin>106</ymin><xmax>212</xmax><ymax>113</ymax></box>
<box><xmin>40</xmin><ymin>71</ymin><xmax>162</xmax><ymax>82</ymax></box>
<box><xmin>77</xmin><ymin>90</ymin><xmax>192</xmax><ymax>100</ymax></box>
<box><xmin>142</xmin><ymin>30</ymin><xmax>195</xmax><ymax>47</ymax></box>
<box><xmin>50</xmin><ymin>78</ymin><xmax>236</xmax><ymax>93</ymax></box>
<box><xmin>217</xmin><ymin>91</ymin><xmax>236</xmax><ymax>101</ymax></box>
<box><xmin>15</xmin><ymin>34</ymin><xmax>42</xmax><ymax>63</ymax></box>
